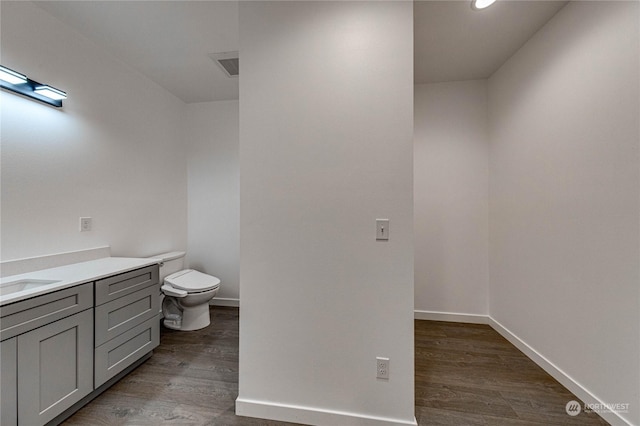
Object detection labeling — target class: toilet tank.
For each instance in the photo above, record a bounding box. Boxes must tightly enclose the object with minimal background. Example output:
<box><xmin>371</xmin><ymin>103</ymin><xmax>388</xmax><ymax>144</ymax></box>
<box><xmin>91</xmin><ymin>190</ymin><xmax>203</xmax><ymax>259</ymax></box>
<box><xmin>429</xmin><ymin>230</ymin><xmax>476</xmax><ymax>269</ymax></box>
<box><xmin>148</xmin><ymin>251</ymin><xmax>186</xmax><ymax>283</ymax></box>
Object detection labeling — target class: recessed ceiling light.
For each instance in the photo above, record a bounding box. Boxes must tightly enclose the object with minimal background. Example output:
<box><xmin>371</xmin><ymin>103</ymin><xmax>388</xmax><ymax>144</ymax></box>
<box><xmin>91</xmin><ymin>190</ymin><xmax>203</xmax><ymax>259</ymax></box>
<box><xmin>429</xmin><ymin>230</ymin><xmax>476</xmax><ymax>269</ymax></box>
<box><xmin>472</xmin><ymin>0</ymin><xmax>497</xmax><ymax>10</ymax></box>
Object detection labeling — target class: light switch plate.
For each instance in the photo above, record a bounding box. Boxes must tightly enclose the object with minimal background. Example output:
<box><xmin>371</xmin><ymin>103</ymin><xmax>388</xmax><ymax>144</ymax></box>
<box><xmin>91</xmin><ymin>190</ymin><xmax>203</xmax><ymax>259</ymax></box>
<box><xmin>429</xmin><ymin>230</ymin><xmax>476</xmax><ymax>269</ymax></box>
<box><xmin>376</xmin><ymin>219</ymin><xmax>389</xmax><ymax>241</ymax></box>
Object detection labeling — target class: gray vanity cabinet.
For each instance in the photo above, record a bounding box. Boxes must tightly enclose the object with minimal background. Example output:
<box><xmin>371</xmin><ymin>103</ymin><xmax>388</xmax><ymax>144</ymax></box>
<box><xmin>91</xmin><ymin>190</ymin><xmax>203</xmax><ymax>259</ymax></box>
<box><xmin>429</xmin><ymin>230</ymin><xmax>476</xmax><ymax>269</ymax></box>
<box><xmin>17</xmin><ymin>309</ymin><xmax>93</xmax><ymax>426</ymax></box>
<box><xmin>0</xmin><ymin>263</ymin><xmax>159</xmax><ymax>425</ymax></box>
<box><xmin>94</xmin><ymin>265</ymin><xmax>159</xmax><ymax>388</ymax></box>
<box><xmin>0</xmin><ymin>283</ymin><xmax>93</xmax><ymax>426</ymax></box>
<box><xmin>1</xmin><ymin>337</ymin><xmax>17</xmax><ymax>426</ymax></box>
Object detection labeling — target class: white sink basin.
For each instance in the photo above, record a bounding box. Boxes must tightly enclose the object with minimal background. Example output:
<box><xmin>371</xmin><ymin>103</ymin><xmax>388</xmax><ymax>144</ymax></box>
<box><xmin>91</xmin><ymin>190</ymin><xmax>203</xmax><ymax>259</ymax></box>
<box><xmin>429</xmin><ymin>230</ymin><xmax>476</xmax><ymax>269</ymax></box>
<box><xmin>0</xmin><ymin>279</ymin><xmax>61</xmax><ymax>296</ymax></box>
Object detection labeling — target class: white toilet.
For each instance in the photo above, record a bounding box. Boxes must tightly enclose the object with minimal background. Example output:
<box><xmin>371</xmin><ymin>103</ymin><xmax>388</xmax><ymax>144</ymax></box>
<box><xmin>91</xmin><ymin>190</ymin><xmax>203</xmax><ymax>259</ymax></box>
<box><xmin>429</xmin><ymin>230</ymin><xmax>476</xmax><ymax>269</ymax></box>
<box><xmin>150</xmin><ymin>251</ymin><xmax>221</xmax><ymax>331</ymax></box>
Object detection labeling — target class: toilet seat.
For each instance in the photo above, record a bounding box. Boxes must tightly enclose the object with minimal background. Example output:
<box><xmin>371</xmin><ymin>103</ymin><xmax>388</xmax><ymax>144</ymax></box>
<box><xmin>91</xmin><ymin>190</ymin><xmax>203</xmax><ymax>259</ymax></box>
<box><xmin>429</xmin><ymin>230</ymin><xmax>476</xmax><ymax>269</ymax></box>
<box><xmin>164</xmin><ymin>269</ymin><xmax>221</xmax><ymax>293</ymax></box>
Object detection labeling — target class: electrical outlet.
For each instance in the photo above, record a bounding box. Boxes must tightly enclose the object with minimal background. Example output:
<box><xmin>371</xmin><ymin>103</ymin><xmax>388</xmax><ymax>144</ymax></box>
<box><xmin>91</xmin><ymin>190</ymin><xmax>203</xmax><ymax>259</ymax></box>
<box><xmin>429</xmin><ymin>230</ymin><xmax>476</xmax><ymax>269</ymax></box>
<box><xmin>377</xmin><ymin>357</ymin><xmax>389</xmax><ymax>379</ymax></box>
<box><xmin>80</xmin><ymin>217</ymin><xmax>92</xmax><ymax>232</ymax></box>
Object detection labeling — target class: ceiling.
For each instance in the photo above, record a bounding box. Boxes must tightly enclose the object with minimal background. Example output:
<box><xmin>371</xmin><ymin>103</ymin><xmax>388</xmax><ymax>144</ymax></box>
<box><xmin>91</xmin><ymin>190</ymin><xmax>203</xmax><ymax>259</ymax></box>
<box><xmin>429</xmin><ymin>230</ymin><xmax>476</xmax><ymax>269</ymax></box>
<box><xmin>34</xmin><ymin>0</ymin><xmax>567</xmax><ymax>104</ymax></box>
<box><xmin>34</xmin><ymin>1</ymin><xmax>239</xmax><ymax>103</ymax></box>
<box><xmin>414</xmin><ymin>1</ymin><xmax>567</xmax><ymax>84</ymax></box>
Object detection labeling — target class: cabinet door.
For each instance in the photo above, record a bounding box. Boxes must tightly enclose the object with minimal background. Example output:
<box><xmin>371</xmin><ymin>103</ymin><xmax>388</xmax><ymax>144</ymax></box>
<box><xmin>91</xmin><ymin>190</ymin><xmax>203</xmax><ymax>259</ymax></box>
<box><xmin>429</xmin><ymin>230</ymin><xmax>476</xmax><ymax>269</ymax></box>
<box><xmin>1</xmin><ymin>337</ymin><xmax>17</xmax><ymax>426</ymax></box>
<box><xmin>17</xmin><ymin>309</ymin><xmax>93</xmax><ymax>426</ymax></box>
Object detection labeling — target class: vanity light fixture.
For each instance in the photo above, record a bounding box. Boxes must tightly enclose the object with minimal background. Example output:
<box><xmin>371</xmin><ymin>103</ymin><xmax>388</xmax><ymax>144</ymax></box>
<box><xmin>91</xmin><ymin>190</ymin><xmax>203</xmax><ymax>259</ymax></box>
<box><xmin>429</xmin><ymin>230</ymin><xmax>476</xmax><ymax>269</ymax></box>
<box><xmin>0</xmin><ymin>64</ymin><xmax>67</xmax><ymax>107</ymax></box>
<box><xmin>0</xmin><ymin>65</ymin><xmax>27</xmax><ymax>85</ymax></box>
<box><xmin>471</xmin><ymin>0</ymin><xmax>497</xmax><ymax>10</ymax></box>
<box><xmin>34</xmin><ymin>85</ymin><xmax>67</xmax><ymax>101</ymax></box>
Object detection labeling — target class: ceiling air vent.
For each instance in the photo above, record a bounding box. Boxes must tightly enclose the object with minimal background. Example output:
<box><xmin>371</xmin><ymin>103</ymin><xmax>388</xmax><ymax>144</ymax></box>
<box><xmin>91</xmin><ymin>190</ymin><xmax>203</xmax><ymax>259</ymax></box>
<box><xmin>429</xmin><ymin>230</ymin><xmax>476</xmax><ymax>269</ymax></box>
<box><xmin>209</xmin><ymin>51</ymin><xmax>239</xmax><ymax>77</ymax></box>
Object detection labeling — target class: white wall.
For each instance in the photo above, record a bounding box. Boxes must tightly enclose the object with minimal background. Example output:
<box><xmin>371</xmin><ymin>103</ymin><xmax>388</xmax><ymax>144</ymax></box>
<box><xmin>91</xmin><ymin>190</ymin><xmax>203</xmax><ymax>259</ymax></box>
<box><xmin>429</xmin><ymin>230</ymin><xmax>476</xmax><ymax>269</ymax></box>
<box><xmin>414</xmin><ymin>81</ymin><xmax>489</xmax><ymax>320</ymax></box>
<box><xmin>0</xmin><ymin>1</ymin><xmax>187</xmax><ymax>262</ymax></box>
<box><xmin>185</xmin><ymin>100</ymin><xmax>239</xmax><ymax>304</ymax></box>
<box><xmin>237</xmin><ymin>2</ymin><xmax>416</xmax><ymax>425</ymax></box>
<box><xmin>488</xmin><ymin>2</ymin><xmax>639</xmax><ymax>425</ymax></box>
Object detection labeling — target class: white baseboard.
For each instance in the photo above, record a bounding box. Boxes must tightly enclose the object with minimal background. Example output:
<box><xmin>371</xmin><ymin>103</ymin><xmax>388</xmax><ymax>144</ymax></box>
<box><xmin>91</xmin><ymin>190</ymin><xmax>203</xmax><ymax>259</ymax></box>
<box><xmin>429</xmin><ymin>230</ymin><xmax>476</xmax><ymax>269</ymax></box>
<box><xmin>210</xmin><ymin>297</ymin><xmax>239</xmax><ymax>307</ymax></box>
<box><xmin>487</xmin><ymin>317</ymin><xmax>631</xmax><ymax>426</ymax></box>
<box><xmin>236</xmin><ymin>398</ymin><xmax>417</xmax><ymax>426</ymax></box>
<box><xmin>413</xmin><ymin>310</ymin><xmax>489</xmax><ymax>324</ymax></box>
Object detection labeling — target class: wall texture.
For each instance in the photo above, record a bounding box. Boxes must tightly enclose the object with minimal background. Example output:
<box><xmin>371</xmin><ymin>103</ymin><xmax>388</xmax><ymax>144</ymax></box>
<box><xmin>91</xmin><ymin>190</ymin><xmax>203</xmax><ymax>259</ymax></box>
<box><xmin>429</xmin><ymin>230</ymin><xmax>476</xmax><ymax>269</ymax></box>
<box><xmin>4</xmin><ymin>2</ymin><xmax>637</xmax><ymax>424</ymax></box>
<box><xmin>1</xmin><ymin>1</ymin><xmax>187</xmax><ymax>261</ymax></box>
<box><xmin>185</xmin><ymin>100</ymin><xmax>239</xmax><ymax>304</ymax></box>
<box><xmin>237</xmin><ymin>2</ymin><xmax>416</xmax><ymax>424</ymax></box>
<box><xmin>414</xmin><ymin>81</ymin><xmax>489</xmax><ymax>320</ymax></box>
<box><xmin>488</xmin><ymin>2</ymin><xmax>639</xmax><ymax>424</ymax></box>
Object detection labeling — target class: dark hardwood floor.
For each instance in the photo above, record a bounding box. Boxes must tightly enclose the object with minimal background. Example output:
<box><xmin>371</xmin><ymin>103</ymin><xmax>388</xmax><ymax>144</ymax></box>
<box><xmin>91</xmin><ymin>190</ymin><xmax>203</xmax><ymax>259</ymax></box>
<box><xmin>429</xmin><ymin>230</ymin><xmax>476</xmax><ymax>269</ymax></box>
<box><xmin>63</xmin><ymin>307</ymin><xmax>607</xmax><ymax>425</ymax></box>
<box><xmin>414</xmin><ymin>320</ymin><xmax>607</xmax><ymax>425</ymax></box>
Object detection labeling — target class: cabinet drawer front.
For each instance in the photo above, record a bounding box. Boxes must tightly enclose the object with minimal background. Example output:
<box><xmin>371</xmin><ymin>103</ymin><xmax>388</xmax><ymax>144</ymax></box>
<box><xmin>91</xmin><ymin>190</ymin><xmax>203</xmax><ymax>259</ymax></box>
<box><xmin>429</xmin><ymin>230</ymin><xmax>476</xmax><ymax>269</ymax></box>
<box><xmin>0</xmin><ymin>283</ymin><xmax>93</xmax><ymax>341</ymax></box>
<box><xmin>95</xmin><ymin>285</ymin><xmax>159</xmax><ymax>347</ymax></box>
<box><xmin>94</xmin><ymin>315</ymin><xmax>159</xmax><ymax>388</ymax></box>
<box><xmin>17</xmin><ymin>309</ymin><xmax>93</xmax><ymax>426</ymax></box>
<box><xmin>95</xmin><ymin>265</ymin><xmax>158</xmax><ymax>306</ymax></box>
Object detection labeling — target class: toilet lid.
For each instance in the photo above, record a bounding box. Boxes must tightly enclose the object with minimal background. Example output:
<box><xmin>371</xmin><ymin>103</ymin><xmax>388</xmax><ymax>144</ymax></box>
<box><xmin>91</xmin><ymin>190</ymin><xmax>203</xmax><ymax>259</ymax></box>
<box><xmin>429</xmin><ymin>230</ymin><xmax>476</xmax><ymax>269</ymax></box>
<box><xmin>164</xmin><ymin>269</ymin><xmax>221</xmax><ymax>292</ymax></box>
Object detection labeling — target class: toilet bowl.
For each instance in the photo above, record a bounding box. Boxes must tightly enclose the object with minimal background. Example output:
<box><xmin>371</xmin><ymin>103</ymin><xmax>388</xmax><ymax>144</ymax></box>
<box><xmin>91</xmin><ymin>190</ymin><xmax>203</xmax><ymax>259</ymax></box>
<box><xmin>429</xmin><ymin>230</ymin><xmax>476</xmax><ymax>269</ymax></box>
<box><xmin>161</xmin><ymin>269</ymin><xmax>220</xmax><ymax>331</ymax></box>
<box><xmin>149</xmin><ymin>252</ymin><xmax>221</xmax><ymax>331</ymax></box>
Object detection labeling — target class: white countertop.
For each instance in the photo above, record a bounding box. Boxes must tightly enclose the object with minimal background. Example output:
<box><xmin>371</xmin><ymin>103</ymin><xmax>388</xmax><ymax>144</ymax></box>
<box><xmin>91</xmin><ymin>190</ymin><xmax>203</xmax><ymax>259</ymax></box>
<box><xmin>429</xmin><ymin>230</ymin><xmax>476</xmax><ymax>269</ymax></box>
<box><xmin>0</xmin><ymin>257</ymin><xmax>160</xmax><ymax>307</ymax></box>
